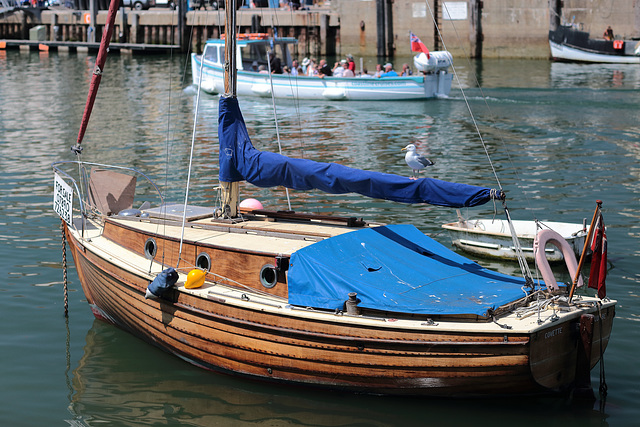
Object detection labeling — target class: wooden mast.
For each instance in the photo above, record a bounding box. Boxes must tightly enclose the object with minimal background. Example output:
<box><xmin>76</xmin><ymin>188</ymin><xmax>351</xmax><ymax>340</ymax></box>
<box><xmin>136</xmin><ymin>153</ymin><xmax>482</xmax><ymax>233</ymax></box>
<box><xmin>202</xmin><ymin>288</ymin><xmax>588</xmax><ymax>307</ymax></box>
<box><xmin>220</xmin><ymin>0</ymin><xmax>240</xmax><ymax>218</ymax></box>
<box><xmin>74</xmin><ymin>0</ymin><xmax>121</xmax><ymax>154</ymax></box>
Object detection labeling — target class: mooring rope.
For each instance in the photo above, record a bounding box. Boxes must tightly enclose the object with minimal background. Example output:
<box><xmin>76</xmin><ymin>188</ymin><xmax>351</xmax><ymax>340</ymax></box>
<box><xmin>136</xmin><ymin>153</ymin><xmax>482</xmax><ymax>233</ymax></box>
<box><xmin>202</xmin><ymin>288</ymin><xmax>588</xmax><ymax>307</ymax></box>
<box><xmin>598</xmin><ymin>302</ymin><xmax>608</xmax><ymax>397</ymax></box>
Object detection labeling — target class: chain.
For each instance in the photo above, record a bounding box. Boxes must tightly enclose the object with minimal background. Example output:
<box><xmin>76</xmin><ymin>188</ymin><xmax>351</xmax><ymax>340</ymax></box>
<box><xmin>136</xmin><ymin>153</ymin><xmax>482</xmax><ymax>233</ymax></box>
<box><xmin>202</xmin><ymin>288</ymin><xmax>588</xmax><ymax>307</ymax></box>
<box><xmin>61</xmin><ymin>219</ymin><xmax>69</xmax><ymax>317</ymax></box>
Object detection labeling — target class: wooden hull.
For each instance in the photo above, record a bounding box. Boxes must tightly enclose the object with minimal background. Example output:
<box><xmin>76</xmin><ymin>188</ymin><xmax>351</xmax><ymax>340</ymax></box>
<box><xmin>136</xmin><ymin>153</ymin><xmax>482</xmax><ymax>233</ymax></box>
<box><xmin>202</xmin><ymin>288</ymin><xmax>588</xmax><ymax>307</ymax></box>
<box><xmin>64</xmin><ymin>216</ymin><xmax>615</xmax><ymax>396</ymax></box>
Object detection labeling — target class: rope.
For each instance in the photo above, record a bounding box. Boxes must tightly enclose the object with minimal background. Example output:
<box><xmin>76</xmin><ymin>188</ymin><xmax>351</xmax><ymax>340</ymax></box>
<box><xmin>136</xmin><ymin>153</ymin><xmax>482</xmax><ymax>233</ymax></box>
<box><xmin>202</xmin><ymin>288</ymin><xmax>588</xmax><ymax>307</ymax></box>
<box><xmin>60</xmin><ymin>219</ymin><xmax>69</xmax><ymax>318</ymax></box>
<box><xmin>598</xmin><ymin>302</ymin><xmax>608</xmax><ymax>397</ymax></box>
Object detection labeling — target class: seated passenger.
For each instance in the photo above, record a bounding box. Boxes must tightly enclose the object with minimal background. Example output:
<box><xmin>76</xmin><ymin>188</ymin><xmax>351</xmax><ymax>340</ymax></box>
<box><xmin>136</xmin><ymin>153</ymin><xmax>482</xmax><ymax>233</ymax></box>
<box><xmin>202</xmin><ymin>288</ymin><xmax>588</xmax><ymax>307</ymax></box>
<box><xmin>332</xmin><ymin>59</ymin><xmax>347</xmax><ymax>77</ymax></box>
<box><xmin>379</xmin><ymin>63</ymin><xmax>398</xmax><ymax>78</ymax></box>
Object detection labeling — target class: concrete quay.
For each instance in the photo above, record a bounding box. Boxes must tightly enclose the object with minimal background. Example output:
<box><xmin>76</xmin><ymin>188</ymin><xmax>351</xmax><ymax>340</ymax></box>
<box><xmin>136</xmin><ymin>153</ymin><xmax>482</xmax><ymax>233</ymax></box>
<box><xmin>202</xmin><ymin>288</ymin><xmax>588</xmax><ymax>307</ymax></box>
<box><xmin>0</xmin><ymin>5</ymin><xmax>339</xmax><ymax>57</ymax></box>
<box><xmin>2</xmin><ymin>1</ymin><xmax>640</xmax><ymax>59</ymax></box>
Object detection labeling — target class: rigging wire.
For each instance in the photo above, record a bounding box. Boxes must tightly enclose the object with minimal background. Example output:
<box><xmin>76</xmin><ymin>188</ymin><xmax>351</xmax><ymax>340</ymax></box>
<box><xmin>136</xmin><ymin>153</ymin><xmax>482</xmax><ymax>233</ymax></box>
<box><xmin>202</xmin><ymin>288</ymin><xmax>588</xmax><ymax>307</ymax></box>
<box><xmin>425</xmin><ymin>0</ymin><xmax>534</xmax><ymax>285</ymax></box>
<box><xmin>266</xmin><ymin>47</ymin><xmax>293</xmax><ymax>211</ymax></box>
<box><xmin>152</xmin><ymin>5</ymin><xmax>186</xmax><ymax>274</ymax></box>
<box><xmin>260</xmin><ymin>5</ymin><xmax>307</xmax><ymax>207</ymax></box>
<box><xmin>176</xmin><ymin>7</ymin><xmax>212</xmax><ymax>269</ymax></box>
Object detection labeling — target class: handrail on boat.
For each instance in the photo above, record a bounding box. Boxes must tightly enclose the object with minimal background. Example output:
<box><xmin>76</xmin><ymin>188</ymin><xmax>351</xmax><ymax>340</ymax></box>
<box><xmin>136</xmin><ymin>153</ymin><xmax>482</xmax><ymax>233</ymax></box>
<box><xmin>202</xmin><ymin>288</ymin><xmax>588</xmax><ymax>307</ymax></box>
<box><xmin>52</xmin><ymin>160</ymin><xmax>165</xmax><ymax>237</ymax></box>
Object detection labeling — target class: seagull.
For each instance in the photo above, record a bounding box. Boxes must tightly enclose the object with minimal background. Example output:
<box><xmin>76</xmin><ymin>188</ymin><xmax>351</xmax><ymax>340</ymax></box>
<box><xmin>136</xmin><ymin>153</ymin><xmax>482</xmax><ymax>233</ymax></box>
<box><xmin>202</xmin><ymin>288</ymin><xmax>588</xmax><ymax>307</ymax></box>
<box><xmin>402</xmin><ymin>144</ymin><xmax>434</xmax><ymax>179</ymax></box>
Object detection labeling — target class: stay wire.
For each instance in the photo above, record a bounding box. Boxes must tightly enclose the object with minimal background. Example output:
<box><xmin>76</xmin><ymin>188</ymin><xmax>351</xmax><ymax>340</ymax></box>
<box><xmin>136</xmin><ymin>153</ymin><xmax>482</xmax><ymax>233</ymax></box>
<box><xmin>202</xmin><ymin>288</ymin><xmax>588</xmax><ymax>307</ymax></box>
<box><xmin>266</xmin><ymin>49</ymin><xmax>293</xmax><ymax>211</ymax></box>
<box><xmin>262</xmin><ymin>6</ymin><xmax>306</xmax><ymax>210</ymax></box>
<box><xmin>425</xmin><ymin>0</ymin><xmax>534</xmax><ymax>283</ymax></box>
<box><xmin>151</xmin><ymin>5</ymin><xmax>184</xmax><ymax>275</ymax></box>
<box><xmin>428</xmin><ymin>0</ymin><xmax>535</xmax><ymax>217</ymax></box>
<box><xmin>425</xmin><ymin>1</ymin><xmax>501</xmax><ymax>192</ymax></box>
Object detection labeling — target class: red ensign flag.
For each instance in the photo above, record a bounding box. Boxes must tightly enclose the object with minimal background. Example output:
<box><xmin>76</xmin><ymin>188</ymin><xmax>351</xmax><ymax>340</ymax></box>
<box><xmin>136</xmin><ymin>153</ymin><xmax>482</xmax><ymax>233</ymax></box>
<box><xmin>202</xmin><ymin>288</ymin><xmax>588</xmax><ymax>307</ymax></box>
<box><xmin>588</xmin><ymin>212</ymin><xmax>607</xmax><ymax>299</ymax></box>
<box><xmin>410</xmin><ymin>32</ymin><xmax>430</xmax><ymax>59</ymax></box>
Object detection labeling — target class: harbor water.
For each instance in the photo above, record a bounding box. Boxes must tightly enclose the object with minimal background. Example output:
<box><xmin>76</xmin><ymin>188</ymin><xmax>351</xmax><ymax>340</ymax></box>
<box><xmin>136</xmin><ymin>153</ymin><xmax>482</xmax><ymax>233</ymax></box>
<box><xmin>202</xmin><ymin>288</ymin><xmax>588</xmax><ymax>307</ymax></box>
<box><xmin>1</xmin><ymin>49</ymin><xmax>639</xmax><ymax>426</ymax></box>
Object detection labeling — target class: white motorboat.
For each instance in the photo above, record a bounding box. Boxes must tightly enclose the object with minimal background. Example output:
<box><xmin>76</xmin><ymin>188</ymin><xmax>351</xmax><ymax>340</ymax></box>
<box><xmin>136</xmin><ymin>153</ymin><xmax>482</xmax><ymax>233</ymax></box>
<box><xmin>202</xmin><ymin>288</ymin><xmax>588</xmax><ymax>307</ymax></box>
<box><xmin>191</xmin><ymin>34</ymin><xmax>453</xmax><ymax>101</ymax></box>
<box><xmin>442</xmin><ymin>217</ymin><xmax>588</xmax><ymax>262</ymax></box>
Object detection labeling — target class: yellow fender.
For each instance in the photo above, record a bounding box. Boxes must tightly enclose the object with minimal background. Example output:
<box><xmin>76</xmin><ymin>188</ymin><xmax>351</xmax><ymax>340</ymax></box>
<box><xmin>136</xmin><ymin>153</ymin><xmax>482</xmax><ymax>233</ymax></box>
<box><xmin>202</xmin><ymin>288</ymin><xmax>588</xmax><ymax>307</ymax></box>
<box><xmin>185</xmin><ymin>269</ymin><xmax>206</xmax><ymax>289</ymax></box>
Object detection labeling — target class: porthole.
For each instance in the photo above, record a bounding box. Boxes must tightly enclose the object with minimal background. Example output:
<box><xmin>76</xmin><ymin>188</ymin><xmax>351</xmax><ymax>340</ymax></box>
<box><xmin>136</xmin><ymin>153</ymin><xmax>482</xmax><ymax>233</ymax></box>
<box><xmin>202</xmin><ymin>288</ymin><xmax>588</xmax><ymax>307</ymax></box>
<box><xmin>260</xmin><ymin>264</ymin><xmax>277</xmax><ymax>289</ymax></box>
<box><xmin>196</xmin><ymin>252</ymin><xmax>211</xmax><ymax>271</ymax></box>
<box><xmin>144</xmin><ymin>238</ymin><xmax>157</xmax><ymax>260</ymax></box>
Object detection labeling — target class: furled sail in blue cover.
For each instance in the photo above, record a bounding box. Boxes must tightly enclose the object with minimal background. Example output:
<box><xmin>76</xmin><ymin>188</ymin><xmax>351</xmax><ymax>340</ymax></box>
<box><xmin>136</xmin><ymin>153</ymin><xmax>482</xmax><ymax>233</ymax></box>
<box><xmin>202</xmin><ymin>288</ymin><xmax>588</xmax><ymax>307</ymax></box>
<box><xmin>287</xmin><ymin>224</ymin><xmax>531</xmax><ymax>316</ymax></box>
<box><xmin>219</xmin><ymin>96</ymin><xmax>501</xmax><ymax>207</ymax></box>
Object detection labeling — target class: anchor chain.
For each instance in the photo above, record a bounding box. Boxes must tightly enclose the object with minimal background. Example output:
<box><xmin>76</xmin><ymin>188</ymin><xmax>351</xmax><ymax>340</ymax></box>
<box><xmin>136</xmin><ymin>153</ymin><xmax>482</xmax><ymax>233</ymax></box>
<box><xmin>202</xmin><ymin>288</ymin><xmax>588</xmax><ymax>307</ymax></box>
<box><xmin>61</xmin><ymin>219</ymin><xmax>69</xmax><ymax>317</ymax></box>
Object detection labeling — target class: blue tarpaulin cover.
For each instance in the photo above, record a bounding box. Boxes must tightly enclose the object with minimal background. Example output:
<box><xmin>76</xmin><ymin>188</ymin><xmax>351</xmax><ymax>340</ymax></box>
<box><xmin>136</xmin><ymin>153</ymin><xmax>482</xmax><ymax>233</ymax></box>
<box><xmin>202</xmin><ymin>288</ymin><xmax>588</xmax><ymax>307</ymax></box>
<box><xmin>287</xmin><ymin>225</ymin><xmax>530</xmax><ymax>316</ymax></box>
<box><xmin>218</xmin><ymin>97</ymin><xmax>498</xmax><ymax>207</ymax></box>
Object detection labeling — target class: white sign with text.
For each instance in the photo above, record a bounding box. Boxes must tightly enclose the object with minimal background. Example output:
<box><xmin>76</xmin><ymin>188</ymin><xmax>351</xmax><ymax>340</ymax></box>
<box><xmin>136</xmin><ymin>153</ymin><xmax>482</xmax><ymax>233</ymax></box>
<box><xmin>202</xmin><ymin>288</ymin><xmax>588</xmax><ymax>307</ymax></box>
<box><xmin>53</xmin><ymin>173</ymin><xmax>73</xmax><ymax>225</ymax></box>
<box><xmin>443</xmin><ymin>2</ymin><xmax>468</xmax><ymax>20</ymax></box>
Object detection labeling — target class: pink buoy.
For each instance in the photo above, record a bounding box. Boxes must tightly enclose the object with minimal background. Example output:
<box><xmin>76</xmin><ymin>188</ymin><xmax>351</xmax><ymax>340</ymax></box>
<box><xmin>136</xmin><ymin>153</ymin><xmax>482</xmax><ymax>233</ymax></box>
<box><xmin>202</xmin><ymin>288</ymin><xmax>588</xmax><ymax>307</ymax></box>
<box><xmin>239</xmin><ymin>198</ymin><xmax>264</xmax><ymax>211</ymax></box>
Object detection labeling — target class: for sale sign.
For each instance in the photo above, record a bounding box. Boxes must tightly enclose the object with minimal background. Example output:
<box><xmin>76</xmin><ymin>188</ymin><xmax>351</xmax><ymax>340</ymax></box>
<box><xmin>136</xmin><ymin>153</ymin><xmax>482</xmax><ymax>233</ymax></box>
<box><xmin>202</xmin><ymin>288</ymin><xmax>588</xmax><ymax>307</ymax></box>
<box><xmin>53</xmin><ymin>173</ymin><xmax>73</xmax><ymax>225</ymax></box>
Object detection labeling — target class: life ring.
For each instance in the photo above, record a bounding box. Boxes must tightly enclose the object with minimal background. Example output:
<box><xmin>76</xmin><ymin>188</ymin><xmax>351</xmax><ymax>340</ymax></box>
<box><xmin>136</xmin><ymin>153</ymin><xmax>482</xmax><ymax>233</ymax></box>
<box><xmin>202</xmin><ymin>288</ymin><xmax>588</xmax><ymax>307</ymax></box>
<box><xmin>533</xmin><ymin>229</ymin><xmax>583</xmax><ymax>291</ymax></box>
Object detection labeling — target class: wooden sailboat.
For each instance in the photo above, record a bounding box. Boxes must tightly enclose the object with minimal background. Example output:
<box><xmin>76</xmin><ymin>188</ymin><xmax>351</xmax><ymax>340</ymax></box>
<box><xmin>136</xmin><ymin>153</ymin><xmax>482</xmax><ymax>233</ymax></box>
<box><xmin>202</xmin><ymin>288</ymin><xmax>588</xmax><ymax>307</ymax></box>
<box><xmin>52</xmin><ymin>0</ymin><xmax>615</xmax><ymax>397</ymax></box>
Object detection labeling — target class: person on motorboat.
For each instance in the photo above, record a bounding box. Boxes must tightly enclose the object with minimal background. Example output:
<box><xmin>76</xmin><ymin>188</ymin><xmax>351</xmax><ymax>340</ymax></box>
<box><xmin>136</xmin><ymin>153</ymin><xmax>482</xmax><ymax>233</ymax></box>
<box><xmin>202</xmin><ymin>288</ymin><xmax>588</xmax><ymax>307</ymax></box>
<box><xmin>604</xmin><ymin>26</ymin><xmax>614</xmax><ymax>41</ymax></box>
<box><xmin>379</xmin><ymin>63</ymin><xmax>398</xmax><ymax>78</ymax></box>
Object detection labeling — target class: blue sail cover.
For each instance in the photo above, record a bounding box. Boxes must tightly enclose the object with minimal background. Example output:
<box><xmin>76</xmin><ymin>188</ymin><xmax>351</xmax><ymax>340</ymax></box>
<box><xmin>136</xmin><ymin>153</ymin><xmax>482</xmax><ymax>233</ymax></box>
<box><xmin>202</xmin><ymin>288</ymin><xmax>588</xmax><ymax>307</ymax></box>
<box><xmin>219</xmin><ymin>97</ymin><xmax>498</xmax><ymax>207</ymax></box>
<box><xmin>287</xmin><ymin>225</ymin><xmax>530</xmax><ymax>316</ymax></box>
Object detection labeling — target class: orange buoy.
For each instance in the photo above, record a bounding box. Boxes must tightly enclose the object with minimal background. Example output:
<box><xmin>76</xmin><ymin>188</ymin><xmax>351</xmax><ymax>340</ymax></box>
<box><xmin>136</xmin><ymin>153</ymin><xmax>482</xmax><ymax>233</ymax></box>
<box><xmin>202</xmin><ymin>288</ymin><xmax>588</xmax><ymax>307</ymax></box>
<box><xmin>185</xmin><ymin>269</ymin><xmax>206</xmax><ymax>289</ymax></box>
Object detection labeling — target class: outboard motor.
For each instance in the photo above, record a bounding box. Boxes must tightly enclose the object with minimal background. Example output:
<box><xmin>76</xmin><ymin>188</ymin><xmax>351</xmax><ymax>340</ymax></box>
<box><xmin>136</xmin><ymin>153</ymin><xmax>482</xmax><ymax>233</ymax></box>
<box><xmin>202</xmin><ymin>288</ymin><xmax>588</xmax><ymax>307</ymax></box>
<box><xmin>414</xmin><ymin>51</ymin><xmax>453</xmax><ymax>73</ymax></box>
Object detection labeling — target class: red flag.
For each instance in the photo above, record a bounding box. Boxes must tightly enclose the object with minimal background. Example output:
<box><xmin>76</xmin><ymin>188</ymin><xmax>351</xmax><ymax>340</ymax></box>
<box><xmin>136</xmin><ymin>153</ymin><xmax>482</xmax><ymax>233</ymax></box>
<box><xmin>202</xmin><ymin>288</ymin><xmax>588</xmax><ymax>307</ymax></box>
<box><xmin>410</xmin><ymin>32</ymin><xmax>430</xmax><ymax>59</ymax></box>
<box><xmin>588</xmin><ymin>212</ymin><xmax>607</xmax><ymax>298</ymax></box>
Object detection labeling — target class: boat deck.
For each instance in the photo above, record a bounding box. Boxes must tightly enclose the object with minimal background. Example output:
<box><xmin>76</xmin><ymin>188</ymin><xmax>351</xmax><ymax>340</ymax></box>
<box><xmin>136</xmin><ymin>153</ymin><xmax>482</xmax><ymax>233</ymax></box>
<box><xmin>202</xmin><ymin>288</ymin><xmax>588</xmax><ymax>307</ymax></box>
<box><xmin>67</xmin><ymin>209</ymin><xmax>613</xmax><ymax>335</ymax></box>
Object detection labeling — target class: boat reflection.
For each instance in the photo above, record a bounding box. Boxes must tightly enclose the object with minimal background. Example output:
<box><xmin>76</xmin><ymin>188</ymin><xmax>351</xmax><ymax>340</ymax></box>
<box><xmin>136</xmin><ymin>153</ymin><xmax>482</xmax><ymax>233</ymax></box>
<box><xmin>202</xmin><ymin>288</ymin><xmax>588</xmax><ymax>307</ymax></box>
<box><xmin>69</xmin><ymin>320</ymin><xmax>610</xmax><ymax>426</ymax></box>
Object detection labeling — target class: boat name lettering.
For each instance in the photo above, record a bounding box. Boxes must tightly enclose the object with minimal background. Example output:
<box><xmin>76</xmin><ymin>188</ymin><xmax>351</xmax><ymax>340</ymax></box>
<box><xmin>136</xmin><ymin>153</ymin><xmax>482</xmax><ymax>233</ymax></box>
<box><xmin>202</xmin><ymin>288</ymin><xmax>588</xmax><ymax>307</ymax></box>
<box><xmin>544</xmin><ymin>327</ymin><xmax>563</xmax><ymax>339</ymax></box>
<box><xmin>53</xmin><ymin>173</ymin><xmax>73</xmax><ymax>225</ymax></box>
<box><xmin>349</xmin><ymin>80</ymin><xmax>409</xmax><ymax>87</ymax></box>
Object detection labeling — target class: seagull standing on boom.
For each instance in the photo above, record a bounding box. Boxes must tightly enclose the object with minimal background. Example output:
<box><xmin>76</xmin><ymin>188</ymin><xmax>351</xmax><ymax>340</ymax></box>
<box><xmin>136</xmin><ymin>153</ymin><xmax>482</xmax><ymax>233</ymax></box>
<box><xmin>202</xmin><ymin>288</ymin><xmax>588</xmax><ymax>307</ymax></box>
<box><xmin>402</xmin><ymin>144</ymin><xmax>434</xmax><ymax>179</ymax></box>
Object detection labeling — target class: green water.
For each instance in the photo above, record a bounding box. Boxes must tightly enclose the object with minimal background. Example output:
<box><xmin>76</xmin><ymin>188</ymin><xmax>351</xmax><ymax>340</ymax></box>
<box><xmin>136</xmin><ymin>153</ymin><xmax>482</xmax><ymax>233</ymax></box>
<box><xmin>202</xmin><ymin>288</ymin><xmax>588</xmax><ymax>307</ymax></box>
<box><xmin>1</xmin><ymin>50</ymin><xmax>639</xmax><ymax>426</ymax></box>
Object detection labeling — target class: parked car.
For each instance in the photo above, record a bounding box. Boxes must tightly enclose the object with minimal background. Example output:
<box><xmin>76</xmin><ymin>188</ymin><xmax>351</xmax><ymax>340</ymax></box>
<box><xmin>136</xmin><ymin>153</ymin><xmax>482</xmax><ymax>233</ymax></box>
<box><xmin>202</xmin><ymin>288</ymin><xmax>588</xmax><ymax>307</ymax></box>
<box><xmin>155</xmin><ymin>0</ymin><xmax>176</xmax><ymax>9</ymax></box>
<box><xmin>121</xmin><ymin>0</ymin><xmax>155</xmax><ymax>10</ymax></box>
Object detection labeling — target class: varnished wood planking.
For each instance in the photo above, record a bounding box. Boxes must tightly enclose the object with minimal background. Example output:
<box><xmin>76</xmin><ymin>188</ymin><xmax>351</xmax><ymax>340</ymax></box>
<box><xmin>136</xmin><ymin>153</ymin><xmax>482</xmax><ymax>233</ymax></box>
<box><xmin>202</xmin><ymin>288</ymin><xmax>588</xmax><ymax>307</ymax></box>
<box><xmin>102</xmin><ymin>219</ymin><xmax>287</xmax><ymax>297</ymax></box>
<box><xmin>70</xmin><ymin>234</ymin><xmax>537</xmax><ymax>394</ymax></box>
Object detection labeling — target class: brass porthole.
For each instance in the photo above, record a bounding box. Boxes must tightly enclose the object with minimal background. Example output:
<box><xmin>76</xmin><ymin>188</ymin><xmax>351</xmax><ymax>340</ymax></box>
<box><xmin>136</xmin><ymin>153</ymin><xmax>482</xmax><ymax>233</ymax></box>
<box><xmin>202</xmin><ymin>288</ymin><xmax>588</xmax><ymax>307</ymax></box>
<box><xmin>260</xmin><ymin>264</ymin><xmax>277</xmax><ymax>288</ymax></box>
<box><xmin>196</xmin><ymin>252</ymin><xmax>211</xmax><ymax>271</ymax></box>
<box><xmin>144</xmin><ymin>237</ymin><xmax>157</xmax><ymax>260</ymax></box>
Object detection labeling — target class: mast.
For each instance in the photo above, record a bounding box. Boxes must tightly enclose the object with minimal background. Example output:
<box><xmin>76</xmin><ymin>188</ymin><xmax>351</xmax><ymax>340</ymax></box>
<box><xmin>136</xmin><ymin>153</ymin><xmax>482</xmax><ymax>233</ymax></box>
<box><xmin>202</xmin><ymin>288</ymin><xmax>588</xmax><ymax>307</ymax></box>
<box><xmin>73</xmin><ymin>0</ymin><xmax>121</xmax><ymax>154</ymax></box>
<box><xmin>220</xmin><ymin>0</ymin><xmax>240</xmax><ymax>218</ymax></box>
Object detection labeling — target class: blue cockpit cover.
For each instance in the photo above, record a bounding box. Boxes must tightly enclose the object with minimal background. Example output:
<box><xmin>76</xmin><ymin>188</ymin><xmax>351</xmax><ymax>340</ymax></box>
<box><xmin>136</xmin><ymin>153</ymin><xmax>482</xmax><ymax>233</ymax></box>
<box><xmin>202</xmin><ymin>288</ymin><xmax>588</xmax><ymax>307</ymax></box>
<box><xmin>287</xmin><ymin>225</ymin><xmax>530</xmax><ymax>316</ymax></box>
<box><xmin>218</xmin><ymin>97</ymin><xmax>497</xmax><ymax>207</ymax></box>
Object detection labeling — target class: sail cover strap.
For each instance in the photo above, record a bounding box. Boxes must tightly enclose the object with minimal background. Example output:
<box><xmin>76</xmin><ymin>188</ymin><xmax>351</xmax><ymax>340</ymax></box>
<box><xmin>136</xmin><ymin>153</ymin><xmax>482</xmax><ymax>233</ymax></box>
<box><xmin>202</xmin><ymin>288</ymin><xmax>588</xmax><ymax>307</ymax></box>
<box><xmin>219</xmin><ymin>97</ymin><xmax>499</xmax><ymax>207</ymax></box>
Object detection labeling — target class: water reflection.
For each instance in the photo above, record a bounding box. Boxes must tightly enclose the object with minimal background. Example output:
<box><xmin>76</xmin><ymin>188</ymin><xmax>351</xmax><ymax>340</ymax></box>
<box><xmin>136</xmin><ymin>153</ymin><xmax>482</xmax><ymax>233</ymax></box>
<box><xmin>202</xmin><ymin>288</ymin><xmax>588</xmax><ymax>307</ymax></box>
<box><xmin>69</xmin><ymin>320</ymin><xmax>609</xmax><ymax>427</ymax></box>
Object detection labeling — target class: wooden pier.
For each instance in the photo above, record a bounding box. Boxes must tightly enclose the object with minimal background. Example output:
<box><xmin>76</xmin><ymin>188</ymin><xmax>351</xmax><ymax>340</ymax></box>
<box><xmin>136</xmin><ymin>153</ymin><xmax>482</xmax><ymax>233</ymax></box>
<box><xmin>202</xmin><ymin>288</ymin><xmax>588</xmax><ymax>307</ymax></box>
<box><xmin>0</xmin><ymin>7</ymin><xmax>339</xmax><ymax>57</ymax></box>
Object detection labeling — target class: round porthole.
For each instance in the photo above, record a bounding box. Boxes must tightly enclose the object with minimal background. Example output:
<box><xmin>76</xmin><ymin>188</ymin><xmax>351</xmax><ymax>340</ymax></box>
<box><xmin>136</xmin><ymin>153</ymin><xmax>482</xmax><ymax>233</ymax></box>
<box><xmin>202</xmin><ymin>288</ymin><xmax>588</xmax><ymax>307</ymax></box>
<box><xmin>144</xmin><ymin>238</ymin><xmax>157</xmax><ymax>259</ymax></box>
<box><xmin>260</xmin><ymin>264</ymin><xmax>277</xmax><ymax>288</ymax></box>
<box><xmin>196</xmin><ymin>252</ymin><xmax>211</xmax><ymax>271</ymax></box>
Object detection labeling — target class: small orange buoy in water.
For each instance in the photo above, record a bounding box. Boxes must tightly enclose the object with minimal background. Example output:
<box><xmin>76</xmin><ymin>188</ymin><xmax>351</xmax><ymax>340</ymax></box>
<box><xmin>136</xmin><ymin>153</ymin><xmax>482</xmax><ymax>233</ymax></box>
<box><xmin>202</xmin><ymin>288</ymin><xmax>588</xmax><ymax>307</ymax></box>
<box><xmin>185</xmin><ymin>269</ymin><xmax>206</xmax><ymax>289</ymax></box>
